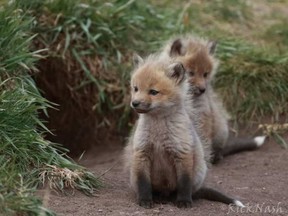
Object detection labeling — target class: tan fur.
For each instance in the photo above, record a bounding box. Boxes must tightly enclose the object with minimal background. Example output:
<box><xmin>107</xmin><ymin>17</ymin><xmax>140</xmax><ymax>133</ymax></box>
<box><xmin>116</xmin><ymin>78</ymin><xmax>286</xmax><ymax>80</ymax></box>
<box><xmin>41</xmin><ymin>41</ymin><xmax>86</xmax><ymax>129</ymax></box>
<box><xmin>124</xmin><ymin>54</ymin><xmax>207</xmax><ymax>201</ymax></box>
<box><xmin>162</xmin><ymin>35</ymin><xmax>229</xmax><ymax>162</ymax></box>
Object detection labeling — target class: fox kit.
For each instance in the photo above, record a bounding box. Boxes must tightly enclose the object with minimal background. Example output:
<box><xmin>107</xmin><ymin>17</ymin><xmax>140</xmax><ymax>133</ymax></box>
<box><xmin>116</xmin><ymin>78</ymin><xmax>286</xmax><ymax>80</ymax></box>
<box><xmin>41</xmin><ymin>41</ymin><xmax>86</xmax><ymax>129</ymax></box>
<box><xmin>124</xmin><ymin>54</ymin><xmax>244</xmax><ymax>208</ymax></box>
<box><xmin>164</xmin><ymin>35</ymin><xmax>266</xmax><ymax>163</ymax></box>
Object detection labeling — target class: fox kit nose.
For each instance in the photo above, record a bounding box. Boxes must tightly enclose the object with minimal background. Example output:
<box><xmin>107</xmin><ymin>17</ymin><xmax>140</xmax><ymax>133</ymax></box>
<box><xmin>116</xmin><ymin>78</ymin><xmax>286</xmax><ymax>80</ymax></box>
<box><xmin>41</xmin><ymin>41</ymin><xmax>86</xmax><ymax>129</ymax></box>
<box><xmin>199</xmin><ymin>88</ymin><xmax>206</xmax><ymax>93</ymax></box>
<box><xmin>132</xmin><ymin>100</ymin><xmax>140</xmax><ymax>108</ymax></box>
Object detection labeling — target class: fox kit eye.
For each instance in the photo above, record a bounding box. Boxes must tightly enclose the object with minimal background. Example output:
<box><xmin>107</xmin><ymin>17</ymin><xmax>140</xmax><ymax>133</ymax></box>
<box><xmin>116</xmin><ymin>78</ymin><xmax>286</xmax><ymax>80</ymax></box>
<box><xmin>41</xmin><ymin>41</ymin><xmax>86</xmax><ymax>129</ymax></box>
<box><xmin>149</xmin><ymin>89</ymin><xmax>159</xmax><ymax>96</ymax></box>
<box><xmin>203</xmin><ymin>72</ymin><xmax>209</xmax><ymax>78</ymax></box>
<box><xmin>190</xmin><ymin>71</ymin><xmax>195</xmax><ymax>76</ymax></box>
<box><xmin>134</xmin><ymin>86</ymin><xmax>138</xmax><ymax>92</ymax></box>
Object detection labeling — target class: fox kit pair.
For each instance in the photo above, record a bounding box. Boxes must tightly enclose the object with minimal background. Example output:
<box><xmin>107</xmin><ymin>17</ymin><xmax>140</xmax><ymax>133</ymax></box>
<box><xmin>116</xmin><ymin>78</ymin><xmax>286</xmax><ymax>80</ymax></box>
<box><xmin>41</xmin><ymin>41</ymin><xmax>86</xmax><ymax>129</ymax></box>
<box><xmin>124</xmin><ymin>54</ymin><xmax>244</xmax><ymax>208</ymax></box>
<box><xmin>165</xmin><ymin>35</ymin><xmax>266</xmax><ymax>163</ymax></box>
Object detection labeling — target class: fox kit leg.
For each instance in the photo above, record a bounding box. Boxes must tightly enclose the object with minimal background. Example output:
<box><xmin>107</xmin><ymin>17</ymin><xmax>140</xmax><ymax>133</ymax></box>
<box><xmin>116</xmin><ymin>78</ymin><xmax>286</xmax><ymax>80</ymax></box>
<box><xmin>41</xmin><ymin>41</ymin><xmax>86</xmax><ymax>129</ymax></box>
<box><xmin>211</xmin><ymin>145</ymin><xmax>225</xmax><ymax>164</ymax></box>
<box><xmin>131</xmin><ymin>150</ymin><xmax>153</xmax><ymax>208</ymax></box>
<box><xmin>174</xmin><ymin>154</ymin><xmax>193</xmax><ymax>208</ymax></box>
<box><xmin>191</xmin><ymin>144</ymin><xmax>207</xmax><ymax>192</ymax></box>
<box><xmin>211</xmin><ymin>114</ymin><xmax>229</xmax><ymax>164</ymax></box>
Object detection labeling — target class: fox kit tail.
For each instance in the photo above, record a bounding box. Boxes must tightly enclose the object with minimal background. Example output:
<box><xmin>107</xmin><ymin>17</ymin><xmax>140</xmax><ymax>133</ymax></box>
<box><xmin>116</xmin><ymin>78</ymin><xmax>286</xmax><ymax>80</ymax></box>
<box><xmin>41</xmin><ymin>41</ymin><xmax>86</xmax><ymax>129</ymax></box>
<box><xmin>222</xmin><ymin>135</ymin><xmax>266</xmax><ymax>156</ymax></box>
<box><xmin>193</xmin><ymin>187</ymin><xmax>245</xmax><ymax>207</ymax></box>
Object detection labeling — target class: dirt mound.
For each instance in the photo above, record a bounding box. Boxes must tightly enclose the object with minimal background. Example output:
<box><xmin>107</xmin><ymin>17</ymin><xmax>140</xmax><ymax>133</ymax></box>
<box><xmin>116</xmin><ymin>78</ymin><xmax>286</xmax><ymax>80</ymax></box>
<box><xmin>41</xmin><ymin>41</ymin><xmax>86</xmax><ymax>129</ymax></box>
<box><xmin>35</xmin><ymin>54</ymin><xmax>131</xmax><ymax>155</ymax></box>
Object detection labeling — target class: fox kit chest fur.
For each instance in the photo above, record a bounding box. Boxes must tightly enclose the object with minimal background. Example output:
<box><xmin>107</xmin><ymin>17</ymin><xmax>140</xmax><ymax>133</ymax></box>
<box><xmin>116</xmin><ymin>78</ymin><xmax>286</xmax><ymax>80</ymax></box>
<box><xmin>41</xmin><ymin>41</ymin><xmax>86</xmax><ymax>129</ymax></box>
<box><xmin>124</xmin><ymin>55</ymin><xmax>207</xmax><ymax>208</ymax></box>
<box><xmin>134</xmin><ymin>108</ymin><xmax>202</xmax><ymax>192</ymax></box>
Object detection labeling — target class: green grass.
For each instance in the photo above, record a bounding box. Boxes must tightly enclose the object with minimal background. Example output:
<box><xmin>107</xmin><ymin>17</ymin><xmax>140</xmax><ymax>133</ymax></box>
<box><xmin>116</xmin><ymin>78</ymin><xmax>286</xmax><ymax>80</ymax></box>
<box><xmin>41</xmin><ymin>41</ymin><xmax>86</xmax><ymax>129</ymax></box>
<box><xmin>22</xmin><ymin>0</ymin><xmax>288</xmax><ymax>135</ymax></box>
<box><xmin>0</xmin><ymin>2</ymin><xmax>100</xmax><ymax>215</ymax></box>
<box><xmin>36</xmin><ymin>0</ymin><xmax>288</xmax><ymax>126</ymax></box>
<box><xmin>215</xmin><ymin>39</ymin><xmax>288</xmax><ymax>122</ymax></box>
<box><xmin>27</xmin><ymin>0</ymin><xmax>177</xmax><ymax>131</ymax></box>
<box><xmin>171</xmin><ymin>0</ymin><xmax>288</xmax><ymax>124</ymax></box>
<box><xmin>0</xmin><ymin>166</ymin><xmax>54</xmax><ymax>216</ymax></box>
<box><xmin>265</xmin><ymin>20</ymin><xmax>288</xmax><ymax>48</ymax></box>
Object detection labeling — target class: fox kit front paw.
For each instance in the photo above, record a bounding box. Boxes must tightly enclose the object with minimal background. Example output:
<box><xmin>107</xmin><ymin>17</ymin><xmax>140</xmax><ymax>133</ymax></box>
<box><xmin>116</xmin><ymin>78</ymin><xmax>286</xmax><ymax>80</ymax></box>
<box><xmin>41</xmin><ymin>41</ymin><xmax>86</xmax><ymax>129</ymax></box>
<box><xmin>176</xmin><ymin>199</ymin><xmax>192</xmax><ymax>208</ymax></box>
<box><xmin>139</xmin><ymin>199</ymin><xmax>153</xmax><ymax>208</ymax></box>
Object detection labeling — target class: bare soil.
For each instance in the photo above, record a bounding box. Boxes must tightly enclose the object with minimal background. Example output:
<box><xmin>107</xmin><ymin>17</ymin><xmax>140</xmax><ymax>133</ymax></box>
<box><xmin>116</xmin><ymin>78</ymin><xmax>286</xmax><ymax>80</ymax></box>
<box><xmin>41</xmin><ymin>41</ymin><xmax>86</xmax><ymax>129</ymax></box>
<box><xmin>40</xmin><ymin>135</ymin><xmax>288</xmax><ymax>216</ymax></box>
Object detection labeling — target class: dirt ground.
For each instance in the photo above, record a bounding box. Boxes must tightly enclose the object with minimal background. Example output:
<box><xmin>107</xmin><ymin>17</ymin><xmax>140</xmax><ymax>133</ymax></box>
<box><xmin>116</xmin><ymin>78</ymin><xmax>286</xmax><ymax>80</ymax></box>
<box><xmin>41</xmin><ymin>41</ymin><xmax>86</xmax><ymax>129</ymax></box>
<box><xmin>40</xmin><ymin>134</ymin><xmax>288</xmax><ymax>216</ymax></box>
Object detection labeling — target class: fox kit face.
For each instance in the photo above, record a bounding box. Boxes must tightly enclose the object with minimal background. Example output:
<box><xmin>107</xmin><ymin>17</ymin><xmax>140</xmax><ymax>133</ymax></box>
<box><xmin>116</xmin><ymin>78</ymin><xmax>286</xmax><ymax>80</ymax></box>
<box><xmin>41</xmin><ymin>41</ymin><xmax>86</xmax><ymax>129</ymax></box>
<box><xmin>182</xmin><ymin>50</ymin><xmax>214</xmax><ymax>96</ymax></box>
<box><xmin>170</xmin><ymin>38</ymin><xmax>217</xmax><ymax>97</ymax></box>
<box><xmin>130</xmin><ymin>55</ymin><xmax>185</xmax><ymax>114</ymax></box>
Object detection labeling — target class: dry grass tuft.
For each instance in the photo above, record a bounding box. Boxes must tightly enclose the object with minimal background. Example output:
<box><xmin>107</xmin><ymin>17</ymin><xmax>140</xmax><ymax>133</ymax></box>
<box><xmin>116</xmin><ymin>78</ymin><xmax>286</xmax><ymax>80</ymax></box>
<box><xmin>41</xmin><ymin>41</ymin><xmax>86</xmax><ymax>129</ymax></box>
<box><xmin>259</xmin><ymin>123</ymin><xmax>288</xmax><ymax>148</ymax></box>
<box><xmin>40</xmin><ymin>164</ymin><xmax>85</xmax><ymax>191</ymax></box>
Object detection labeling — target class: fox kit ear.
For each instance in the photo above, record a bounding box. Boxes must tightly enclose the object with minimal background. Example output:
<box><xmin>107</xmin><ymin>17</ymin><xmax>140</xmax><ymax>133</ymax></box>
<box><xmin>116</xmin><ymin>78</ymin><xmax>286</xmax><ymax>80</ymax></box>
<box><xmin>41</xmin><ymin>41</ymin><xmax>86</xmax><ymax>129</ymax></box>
<box><xmin>207</xmin><ymin>40</ymin><xmax>217</xmax><ymax>55</ymax></box>
<box><xmin>133</xmin><ymin>53</ymin><xmax>144</xmax><ymax>66</ymax></box>
<box><xmin>167</xmin><ymin>62</ymin><xmax>185</xmax><ymax>85</ymax></box>
<box><xmin>170</xmin><ymin>39</ymin><xmax>184</xmax><ymax>57</ymax></box>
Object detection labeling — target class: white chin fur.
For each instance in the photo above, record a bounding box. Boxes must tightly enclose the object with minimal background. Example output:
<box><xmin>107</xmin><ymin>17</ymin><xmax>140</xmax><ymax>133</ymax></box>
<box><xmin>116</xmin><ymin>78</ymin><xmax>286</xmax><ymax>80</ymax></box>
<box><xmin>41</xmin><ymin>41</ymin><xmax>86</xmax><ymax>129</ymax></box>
<box><xmin>254</xmin><ymin>136</ymin><xmax>266</xmax><ymax>147</ymax></box>
<box><xmin>234</xmin><ymin>200</ymin><xmax>245</xmax><ymax>207</ymax></box>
